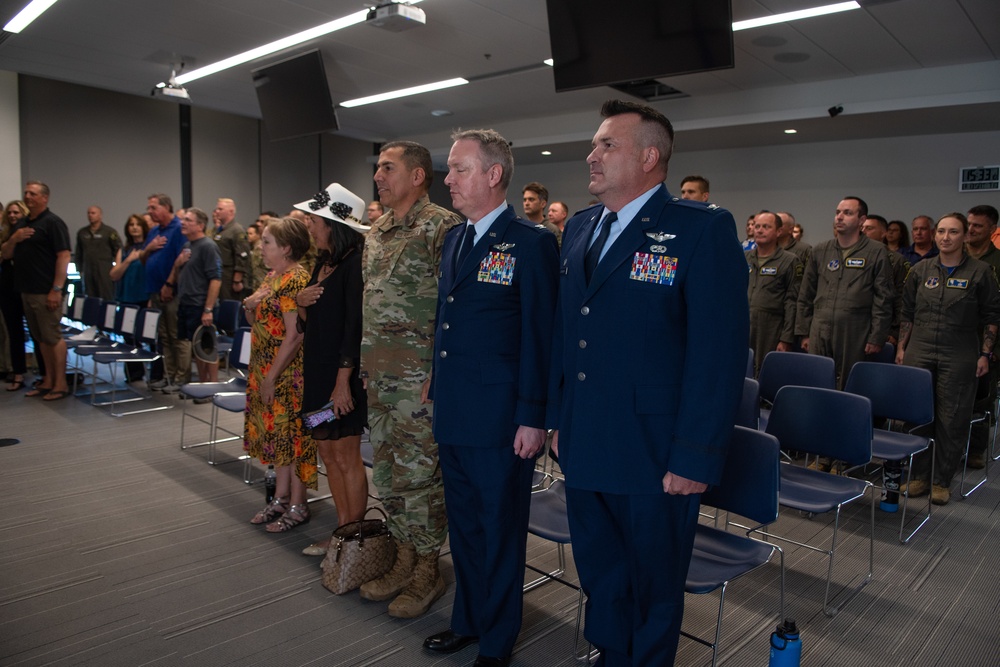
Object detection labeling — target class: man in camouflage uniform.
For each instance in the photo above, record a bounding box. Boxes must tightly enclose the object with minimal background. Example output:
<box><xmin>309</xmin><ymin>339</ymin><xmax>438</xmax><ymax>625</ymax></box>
<box><xmin>211</xmin><ymin>198</ymin><xmax>251</xmax><ymax>301</ymax></box>
<box><xmin>965</xmin><ymin>204</ymin><xmax>1000</xmax><ymax>470</ymax></box>
<box><xmin>746</xmin><ymin>210</ymin><xmax>802</xmax><ymax>376</ymax></box>
<box><xmin>360</xmin><ymin>140</ymin><xmax>462</xmax><ymax>618</ymax></box>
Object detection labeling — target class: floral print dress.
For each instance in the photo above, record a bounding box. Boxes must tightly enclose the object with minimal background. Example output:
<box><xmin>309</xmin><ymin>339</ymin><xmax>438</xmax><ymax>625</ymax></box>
<box><xmin>243</xmin><ymin>265</ymin><xmax>317</xmax><ymax>489</ymax></box>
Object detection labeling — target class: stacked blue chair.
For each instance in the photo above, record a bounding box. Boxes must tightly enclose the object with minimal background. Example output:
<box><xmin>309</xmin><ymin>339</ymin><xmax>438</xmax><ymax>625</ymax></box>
<box><xmin>757</xmin><ymin>385</ymin><xmax>875</xmax><ymax>617</ymax></box>
<box><xmin>844</xmin><ymin>361</ymin><xmax>934</xmax><ymax>543</ymax></box>
<box><xmin>91</xmin><ymin>308</ymin><xmax>172</xmax><ymax>417</ymax></box>
<box><xmin>757</xmin><ymin>351</ymin><xmax>836</xmax><ymax>431</ymax></box>
<box><xmin>683</xmin><ymin>426</ymin><xmax>783</xmax><ymax>667</ymax></box>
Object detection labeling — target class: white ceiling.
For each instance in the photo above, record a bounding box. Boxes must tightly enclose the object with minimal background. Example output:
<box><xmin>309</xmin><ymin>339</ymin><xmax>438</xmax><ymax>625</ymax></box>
<box><xmin>0</xmin><ymin>0</ymin><xmax>997</xmax><ymax>165</ymax></box>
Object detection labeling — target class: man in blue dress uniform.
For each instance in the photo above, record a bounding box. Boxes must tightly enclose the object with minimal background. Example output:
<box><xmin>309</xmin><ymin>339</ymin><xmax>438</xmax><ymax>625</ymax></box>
<box><xmin>550</xmin><ymin>100</ymin><xmax>749</xmax><ymax>666</ymax></box>
<box><xmin>424</xmin><ymin>129</ymin><xmax>559</xmax><ymax>667</ymax></box>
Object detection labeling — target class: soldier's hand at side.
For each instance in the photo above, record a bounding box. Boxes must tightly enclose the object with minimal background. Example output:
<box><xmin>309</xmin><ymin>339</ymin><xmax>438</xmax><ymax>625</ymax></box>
<box><xmin>776</xmin><ymin>341</ymin><xmax>791</xmax><ymax>352</ymax></box>
<box><xmin>420</xmin><ymin>377</ymin><xmax>432</xmax><ymax>404</ymax></box>
<box><xmin>663</xmin><ymin>471</ymin><xmax>707</xmax><ymax>495</ymax></box>
<box><xmin>976</xmin><ymin>356</ymin><xmax>990</xmax><ymax>378</ymax></box>
<box><xmin>513</xmin><ymin>426</ymin><xmax>546</xmax><ymax>459</ymax></box>
<box><xmin>550</xmin><ymin>430</ymin><xmax>559</xmax><ymax>458</ymax></box>
<box><xmin>895</xmin><ymin>347</ymin><xmax>905</xmax><ymax>365</ymax></box>
<box><xmin>864</xmin><ymin>342</ymin><xmax>882</xmax><ymax>355</ymax></box>
<box><xmin>800</xmin><ymin>337</ymin><xmax>810</xmax><ymax>352</ymax></box>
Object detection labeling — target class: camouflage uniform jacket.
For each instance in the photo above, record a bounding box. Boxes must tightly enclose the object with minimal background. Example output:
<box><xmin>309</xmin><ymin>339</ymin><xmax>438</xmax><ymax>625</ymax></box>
<box><xmin>361</xmin><ymin>195</ymin><xmax>462</xmax><ymax>383</ymax></box>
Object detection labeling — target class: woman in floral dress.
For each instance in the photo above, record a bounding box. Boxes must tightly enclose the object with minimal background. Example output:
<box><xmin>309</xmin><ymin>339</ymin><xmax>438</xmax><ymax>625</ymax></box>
<box><xmin>242</xmin><ymin>216</ymin><xmax>316</xmax><ymax>532</ymax></box>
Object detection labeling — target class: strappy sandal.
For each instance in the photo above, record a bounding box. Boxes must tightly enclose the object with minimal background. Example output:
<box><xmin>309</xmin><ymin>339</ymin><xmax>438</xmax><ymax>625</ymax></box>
<box><xmin>250</xmin><ymin>496</ymin><xmax>289</xmax><ymax>524</ymax></box>
<box><xmin>265</xmin><ymin>503</ymin><xmax>310</xmax><ymax>533</ymax></box>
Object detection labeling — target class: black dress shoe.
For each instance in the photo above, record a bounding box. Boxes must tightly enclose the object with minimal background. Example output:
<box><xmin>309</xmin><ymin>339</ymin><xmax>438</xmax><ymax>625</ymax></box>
<box><xmin>473</xmin><ymin>656</ymin><xmax>510</xmax><ymax>667</ymax></box>
<box><xmin>423</xmin><ymin>629</ymin><xmax>479</xmax><ymax>653</ymax></box>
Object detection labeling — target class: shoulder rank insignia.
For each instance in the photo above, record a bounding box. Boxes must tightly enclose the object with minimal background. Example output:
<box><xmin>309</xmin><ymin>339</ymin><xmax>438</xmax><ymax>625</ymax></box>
<box><xmin>646</xmin><ymin>232</ymin><xmax>676</xmax><ymax>242</ymax></box>
<box><xmin>707</xmin><ymin>203</ymin><xmax>720</xmax><ymax>210</ymax></box>
<box><xmin>492</xmin><ymin>242</ymin><xmax>515</xmax><ymax>251</ymax></box>
<box><xmin>535</xmin><ymin>224</ymin><xmax>545</xmax><ymax>229</ymax></box>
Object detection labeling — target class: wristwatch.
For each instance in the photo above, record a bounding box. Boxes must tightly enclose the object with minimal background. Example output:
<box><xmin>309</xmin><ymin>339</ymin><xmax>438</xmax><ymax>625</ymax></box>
<box><xmin>203</xmin><ymin>307</ymin><xmax>213</xmax><ymax>314</ymax></box>
<box><xmin>51</xmin><ymin>285</ymin><xmax>63</xmax><ymax>293</ymax></box>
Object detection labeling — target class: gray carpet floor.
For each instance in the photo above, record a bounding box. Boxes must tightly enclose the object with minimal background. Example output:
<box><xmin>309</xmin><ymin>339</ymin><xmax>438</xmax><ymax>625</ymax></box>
<box><xmin>1</xmin><ymin>367</ymin><xmax>998</xmax><ymax>666</ymax></box>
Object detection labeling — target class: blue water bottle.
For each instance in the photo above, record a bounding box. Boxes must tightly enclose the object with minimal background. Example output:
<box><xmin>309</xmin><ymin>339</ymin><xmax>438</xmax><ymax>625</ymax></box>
<box><xmin>768</xmin><ymin>619</ymin><xmax>801</xmax><ymax>667</ymax></box>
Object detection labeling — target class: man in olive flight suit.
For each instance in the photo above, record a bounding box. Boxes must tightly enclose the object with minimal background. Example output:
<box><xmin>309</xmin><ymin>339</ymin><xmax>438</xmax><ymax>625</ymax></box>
<box><xmin>746</xmin><ymin>210</ymin><xmax>802</xmax><ymax>377</ymax></box>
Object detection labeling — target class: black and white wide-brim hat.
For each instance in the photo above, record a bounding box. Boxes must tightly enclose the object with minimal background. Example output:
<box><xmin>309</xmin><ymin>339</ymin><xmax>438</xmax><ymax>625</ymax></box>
<box><xmin>294</xmin><ymin>183</ymin><xmax>368</xmax><ymax>233</ymax></box>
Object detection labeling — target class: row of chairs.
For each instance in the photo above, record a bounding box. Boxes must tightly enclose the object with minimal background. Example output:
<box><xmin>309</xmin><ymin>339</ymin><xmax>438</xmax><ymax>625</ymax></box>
<box><xmin>528</xmin><ymin>349</ymin><xmax>999</xmax><ymax>665</ymax></box>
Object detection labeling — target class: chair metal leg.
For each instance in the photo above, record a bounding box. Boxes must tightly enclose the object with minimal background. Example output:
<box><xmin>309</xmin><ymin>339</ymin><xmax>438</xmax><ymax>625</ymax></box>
<box><xmin>960</xmin><ymin>412</ymin><xmax>989</xmax><ymax>498</ymax></box>
<box><xmin>823</xmin><ymin>486</ymin><xmax>875</xmax><ymax>617</ymax></box>
<box><xmin>897</xmin><ymin>448</ymin><xmax>932</xmax><ymax>544</ymax></box>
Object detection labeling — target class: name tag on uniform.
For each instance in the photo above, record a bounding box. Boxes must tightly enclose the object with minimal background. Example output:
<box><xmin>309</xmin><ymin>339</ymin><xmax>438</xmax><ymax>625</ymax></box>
<box><xmin>630</xmin><ymin>252</ymin><xmax>677</xmax><ymax>285</ymax></box>
<box><xmin>760</xmin><ymin>266</ymin><xmax>777</xmax><ymax>275</ymax></box>
<box><xmin>478</xmin><ymin>251</ymin><xmax>516</xmax><ymax>285</ymax></box>
<box><xmin>946</xmin><ymin>278</ymin><xmax>969</xmax><ymax>289</ymax></box>
<box><xmin>845</xmin><ymin>258</ymin><xmax>866</xmax><ymax>268</ymax></box>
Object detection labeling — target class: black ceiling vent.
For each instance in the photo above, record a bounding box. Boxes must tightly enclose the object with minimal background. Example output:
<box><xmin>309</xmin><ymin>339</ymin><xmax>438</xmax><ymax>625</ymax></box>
<box><xmin>608</xmin><ymin>79</ymin><xmax>687</xmax><ymax>102</ymax></box>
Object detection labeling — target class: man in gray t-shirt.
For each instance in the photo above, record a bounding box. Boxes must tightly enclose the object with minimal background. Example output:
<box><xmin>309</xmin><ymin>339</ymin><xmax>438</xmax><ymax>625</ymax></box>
<box><xmin>165</xmin><ymin>207</ymin><xmax>222</xmax><ymax>385</ymax></box>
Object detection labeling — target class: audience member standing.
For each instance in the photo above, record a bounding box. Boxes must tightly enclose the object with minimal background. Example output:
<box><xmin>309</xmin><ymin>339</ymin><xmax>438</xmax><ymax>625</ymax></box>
<box><xmin>862</xmin><ymin>214</ymin><xmax>909</xmax><ymax>344</ymax></box>
<box><xmin>796</xmin><ymin>197</ymin><xmax>894</xmax><ymax>391</ymax></box>
<box><xmin>550</xmin><ymin>100</ymin><xmax>748</xmax><ymax>666</ymax></box>
<box><xmin>885</xmin><ymin>220</ymin><xmax>909</xmax><ymax>253</ymax></box>
<box><xmin>109</xmin><ymin>214</ymin><xmax>151</xmax><ymax>383</ymax></box>
<box><xmin>964</xmin><ymin>204</ymin><xmax>1000</xmax><ymax>471</ymax></box>
<box><xmin>899</xmin><ymin>215</ymin><xmax>939</xmax><ymax>266</ymax></box>
<box><xmin>212</xmin><ymin>198</ymin><xmax>251</xmax><ymax>301</ymax></box>
<box><xmin>0</xmin><ymin>181</ymin><xmax>72</xmax><ymax>401</ymax></box>
<box><xmin>243</xmin><ymin>217</ymin><xmax>314</xmax><ymax>531</ymax></box>
<box><xmin>366</xmin><ymin>200</ymin><xmax>384</xmax><ymax>225</ymax></box>
<box><xmin>165</xmin><ymin>207</ymin><xmax>222</xmax><ymax>384</ymax></box>
<box><xmin>547</xmin><ymin>201</ymin><xmax>569</xmax><ymax>232</ymax></box>
<box><xmin>0</xmin><ymin>200</ymin><xmax>29</xmax><ymax>391</ymax></box>
<box><xmin>75</xmin><ymin>205</ymin><xmax>120</xmax><ymax>300</ymax></box>
<box><xmin>778</xmin><ymin>211</ymin><xmax>811</xmax><ymax>263</ymax></box>
<box><xmin>140</xmin><ymin>194</ymin><xmax>186</xmax><ymax>391</ymax></box>
<box><xmin>679</xmin><ymin>175</ymin><xmax>710</xmax><ymax>202</ymax></box>
<box><xmin>746</xmin><ymin>211</ymin><xmax>802</xmax><ymax>376</ymax></box>
<box><xmin>360</xmin><ymin>140</ymin><xmax>462</xmax><ymax>618</ymax></box>
<box><xmin>897</xmin><ymin>212</ymin><xmax>1000</xmax><ymax>505</ymax></box>
<box><xmin>423</xmin><ymin>129</ymin><xmax>558</xmax><ymax>667</ymax></box>
<box><xmin>293</xmin><ymin>185</ymin><xmax>370</xmax><ymax>556</ymax></box>
<box><xmin>522</xmin><ymin>182</ymin><xmax>561</xmax><ymax>244</ymax></box>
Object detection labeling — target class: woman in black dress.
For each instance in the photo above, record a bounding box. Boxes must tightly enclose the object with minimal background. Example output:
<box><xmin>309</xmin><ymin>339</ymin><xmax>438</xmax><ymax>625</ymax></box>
<box><xmin>294</xmin><ymin>184</ymin><xmax>370</xmax><ymax>556</ymax></box>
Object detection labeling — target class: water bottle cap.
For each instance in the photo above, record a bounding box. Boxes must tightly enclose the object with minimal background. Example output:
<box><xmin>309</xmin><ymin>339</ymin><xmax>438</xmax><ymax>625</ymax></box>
<box><xmin>782</xmin><ymin>619</ymin><xmax>798</xmax><ymax>633</ymax></box>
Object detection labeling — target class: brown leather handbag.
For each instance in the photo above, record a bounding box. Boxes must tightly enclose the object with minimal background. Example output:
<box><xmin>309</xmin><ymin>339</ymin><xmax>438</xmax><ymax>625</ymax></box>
<box><xmin>320</xmin><ymin>506</ymin><xmax>396</xmax><ymax>595</ymax></box>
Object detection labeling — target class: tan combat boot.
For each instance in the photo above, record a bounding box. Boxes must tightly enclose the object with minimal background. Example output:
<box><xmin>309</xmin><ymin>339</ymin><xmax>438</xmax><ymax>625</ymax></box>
<box><xmin>387</xmin><ymin>550</ymin><xmax>446</xmax><ymax>618</ymax></box>
<box><xmin>359</xmin><ymin>539</ymin><xmax>416</xmax><ymax>601</ymax></box>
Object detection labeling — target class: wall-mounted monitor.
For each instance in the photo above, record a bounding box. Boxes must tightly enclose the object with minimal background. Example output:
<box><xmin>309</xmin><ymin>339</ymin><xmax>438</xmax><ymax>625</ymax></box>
<box><xmin>546</xmin><ymin>0</ymin><xmax>734</xmax><ymax>93</ymax></box>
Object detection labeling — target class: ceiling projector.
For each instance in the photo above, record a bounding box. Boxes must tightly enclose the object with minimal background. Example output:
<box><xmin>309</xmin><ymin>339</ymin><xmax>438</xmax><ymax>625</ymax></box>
<box><xmin>366</xmin><ymin>2</ymin><xmax>426</xmax><ymax>31</ymax></box>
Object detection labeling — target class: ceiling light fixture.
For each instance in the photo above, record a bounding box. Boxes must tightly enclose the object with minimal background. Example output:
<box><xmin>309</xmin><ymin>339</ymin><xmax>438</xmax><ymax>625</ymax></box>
<box><xmin>784</xmin><ymin>129</ymin><xmax>797</xmax><ymax>134</ymax></box>
<box><xmin>163</xmin><ymin>1</ymin><xmax>425</xmax><ymax>87</ymax></box>
<box><xmin>340</xmin><ymin>77</ymin><xmax>468</xmax><ymax>108</ymax></box>
<box><xmin>3</xmin><ymin>0</ymin><xmax>60</xmax><ymax>33</ymax></box>
<box><xmin>732</xmin><ymin>1</ymin><xmax>860</xmax><ymax>32</ymax></box>
<box><xmin>541</xmin><ymin>150</ymin><xmax>552</xmax><ymax>155</ymax></box>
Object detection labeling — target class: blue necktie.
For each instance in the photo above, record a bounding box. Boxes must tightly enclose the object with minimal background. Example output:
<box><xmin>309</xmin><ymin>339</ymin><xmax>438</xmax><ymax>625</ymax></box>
<box><xmin>584</xmin><ymin>212</ymin><xmax>617</xmax><ymax>284</ymax></box>
<box><xmin>454</xmin><ymin>223</ymin><xmax>477</xmax><ymax>273</ymax></box>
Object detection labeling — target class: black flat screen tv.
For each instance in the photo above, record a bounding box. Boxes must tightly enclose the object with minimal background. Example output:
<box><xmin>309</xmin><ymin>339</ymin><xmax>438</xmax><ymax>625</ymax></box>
<box><xmin>252</xmin><ymin>49</ymin><xmax>339</xmax><ymax>141</ymax></box>
<box><xmin>546</xmin><ymin>0</ymin><xmax>734</xmax><ymax>93</ymax></box>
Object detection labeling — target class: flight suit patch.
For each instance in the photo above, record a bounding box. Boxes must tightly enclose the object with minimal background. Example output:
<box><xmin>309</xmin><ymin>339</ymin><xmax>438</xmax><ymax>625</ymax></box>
<box><xmin>924</xmin><ymin>277</ymin><xmax>940</xmax><ymax>289</ymax></box>
<box><xmin>946</xmin><ymin>278</ymin><xmax>969</xmax><ymax>289</ymax></box>
<box><xmin>478</xmin><ymin>251</ymin><xmax>516</xmax><ymax>285</ymax></box>
<box><xmin>630</xmin><ymin>252</ymin><xmax>677</xmax><ymax>285</ymax></box>
<box><xmin>760</xmin><ymin>267</ymin><xmax>778</xmax><ymax>275</ymax></box>
<box><xmin>827</xmin><ymin>259</ymin><xmax>840</xmax><ymax>271</ymax></box>
<box><xmin>845</xmin><ymin>258</ymin><xmax>865</xmax><ymax>268</ymax></box>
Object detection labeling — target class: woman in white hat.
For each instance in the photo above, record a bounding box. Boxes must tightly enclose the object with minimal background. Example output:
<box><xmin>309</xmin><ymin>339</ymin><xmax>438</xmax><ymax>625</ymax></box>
<box><xmin>294</xmin><ymin>184</ymin><xmax>371</xmax><ymax>556</ymax></box>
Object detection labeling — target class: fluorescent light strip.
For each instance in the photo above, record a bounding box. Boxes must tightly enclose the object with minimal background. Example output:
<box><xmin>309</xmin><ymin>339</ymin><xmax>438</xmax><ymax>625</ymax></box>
<box><xmin>4</xmin><ymin>0</ymin><xmax>60</xmax><ymax>33</ymax></box>
<box><xmin>173</xmin><ymin>0</ymin><xmax>424</xmax><ymax>85</ymax></box>
<box><xmin>732</xmin><ymin>1</ymin><xmax>860</xmax><ymax>32</ymax></box>
<box><xmin>340</xmin><ymin>78</ymin><xmax>468</xmax><ymax>108</ymax></box>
